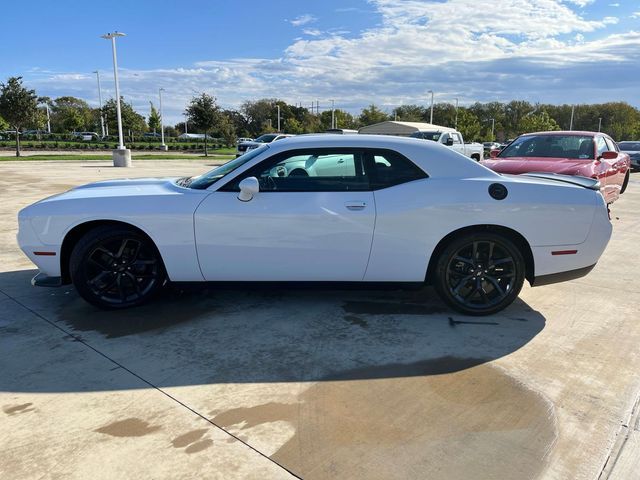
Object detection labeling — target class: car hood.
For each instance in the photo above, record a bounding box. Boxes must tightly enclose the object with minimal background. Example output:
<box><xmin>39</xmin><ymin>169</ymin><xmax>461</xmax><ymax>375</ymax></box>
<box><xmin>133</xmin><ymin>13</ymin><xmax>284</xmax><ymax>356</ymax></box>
<box><xmin>480</xmin><ymin>157</ymin><xmax>593</xmax><ymax>175</ymax></box>
<box><xmin>32</xmin><ymin>177</ymin><xmax>192</xmax><ymax>204</ymax></box>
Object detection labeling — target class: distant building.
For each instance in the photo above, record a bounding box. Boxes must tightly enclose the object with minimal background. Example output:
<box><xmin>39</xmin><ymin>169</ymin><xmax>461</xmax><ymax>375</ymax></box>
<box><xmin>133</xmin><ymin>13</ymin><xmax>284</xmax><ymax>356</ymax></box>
<box><xmin>359</xmin><ymin>121</ymin><xmax>456</xmax><ymax>137</ymax></box>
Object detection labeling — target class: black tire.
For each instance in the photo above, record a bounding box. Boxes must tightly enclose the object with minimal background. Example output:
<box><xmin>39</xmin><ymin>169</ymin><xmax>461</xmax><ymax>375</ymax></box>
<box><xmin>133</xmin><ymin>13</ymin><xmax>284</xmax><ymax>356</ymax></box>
<box><xmin>621</xmin><ymin>171</ymin><xmax>630</xmax><ymax>194</ymax></box>
<box><xmin>433</xmin><ymin>232</ymin><xmax>525</xmax><ymax>316</ymax></box>
<box><xmin>69</xmin><ymin>225</ymin><xmax>166</xmax><ymax>309</ymax></box>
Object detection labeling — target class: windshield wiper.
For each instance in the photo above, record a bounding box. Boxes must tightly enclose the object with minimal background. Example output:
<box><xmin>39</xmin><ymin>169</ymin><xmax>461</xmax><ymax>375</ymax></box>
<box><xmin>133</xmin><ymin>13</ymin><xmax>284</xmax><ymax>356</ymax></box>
<box><xmin>176</xmin><ymin>176</ymin><xmax>193</xmax><ymax>188</ymax></box>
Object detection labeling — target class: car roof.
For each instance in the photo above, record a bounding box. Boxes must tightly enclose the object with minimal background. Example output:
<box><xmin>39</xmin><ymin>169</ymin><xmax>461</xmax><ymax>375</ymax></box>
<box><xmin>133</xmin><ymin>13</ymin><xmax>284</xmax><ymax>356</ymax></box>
<box><xmin>520</xmin><ymin>130</ymin><xmax>604</xmax><ymax>137</ymax></box>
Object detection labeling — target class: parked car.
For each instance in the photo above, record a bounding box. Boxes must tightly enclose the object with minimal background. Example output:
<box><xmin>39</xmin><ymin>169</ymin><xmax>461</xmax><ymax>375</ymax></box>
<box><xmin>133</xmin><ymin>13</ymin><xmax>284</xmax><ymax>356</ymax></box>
<box><xmin>617</xmin><ymin>141</ymin><xmax>640</xmax><ymax>170</ymax></box>
<box><xmin>325</xmin><ymin>128</ymin><xmax>359</xmax><ymax>134</ymax></box>
<box><xmin>236</xmin><ymin>137</ymin><xmax>253</xmax><ymax>144</ymax></box>
<box><xmin>483</xmin><ymin>142</ymin><xmax>501</xmax><ymax>155</ymax></box>
<box><xmin>19</xmin><ymin>135</ymin><xmax>612</xmax><ymax>316</ymax></box>
<box><xmin>143</xmin><ymin>132</ymin><xmax>162</xmax><ymax>138</ymax></box>
<box><xmin>0</xmin><ymin>130</ymin><xmax>19</xmax><ymax>140</ymax></box>
<box><xmin>410</xmin><ymin>129</ymin><xmax>484</xmax><ymax>161</ymax></box>
<box><xmin>72</xmin><ymin>132</ymin><xmax>100</xmax><ymax>141</ymax></box>
<box><xmin>236</xmin><ymin>133</ymin><xmax>293</xmax><ymax>156</ymax></box>
<box><xmin>481</xmin><ymin>131</ymin><xmax>631</xmax><ymax>204</ymax></box>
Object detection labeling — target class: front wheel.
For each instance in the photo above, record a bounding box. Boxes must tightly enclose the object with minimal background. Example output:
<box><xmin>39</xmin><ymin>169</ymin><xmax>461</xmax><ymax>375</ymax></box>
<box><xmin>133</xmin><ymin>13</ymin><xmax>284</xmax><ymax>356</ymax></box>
<box><xmin>433</xmin><ymin>233</ymin><xmax>525</xmax><ymax>316</ymax></box>
<box><xmin>69</xmin><ymin>226</ymin><xmax>166</xmax><ymax>309</ymax></box>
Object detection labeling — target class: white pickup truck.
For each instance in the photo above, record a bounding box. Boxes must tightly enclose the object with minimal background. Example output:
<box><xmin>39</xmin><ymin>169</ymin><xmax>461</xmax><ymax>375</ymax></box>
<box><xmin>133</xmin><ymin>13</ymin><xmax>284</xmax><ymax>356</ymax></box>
<box><xmin>410</xmin><ymin>129</ymin><xmax>484</xmax><ymax>161</ymax></box>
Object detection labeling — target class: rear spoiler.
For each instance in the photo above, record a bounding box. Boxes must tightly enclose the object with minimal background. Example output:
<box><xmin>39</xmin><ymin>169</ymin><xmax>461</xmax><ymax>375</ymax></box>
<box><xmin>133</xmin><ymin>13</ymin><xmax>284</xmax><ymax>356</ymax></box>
<box><xmin>521</xmin><ymin>172</ymin><xmax>601</xmax><ymax>191</ymax></box>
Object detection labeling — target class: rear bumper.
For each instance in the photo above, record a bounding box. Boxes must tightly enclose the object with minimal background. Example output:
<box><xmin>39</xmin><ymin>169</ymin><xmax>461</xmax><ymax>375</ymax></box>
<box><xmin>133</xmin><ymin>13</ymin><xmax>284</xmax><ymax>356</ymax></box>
<box><xmin>531</xmin><ymin>264</ymin><xmax>596</xmax><ymax>287</ymax></box>
<box><xmin>31</xmin><ymin>272</ymin><xmax>62</xmax><ymax>287</ymax></box>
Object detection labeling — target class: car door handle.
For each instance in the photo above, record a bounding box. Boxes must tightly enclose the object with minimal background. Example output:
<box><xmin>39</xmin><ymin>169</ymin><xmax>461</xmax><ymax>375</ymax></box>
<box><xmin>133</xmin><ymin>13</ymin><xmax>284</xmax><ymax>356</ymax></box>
<box><xmin>345</xmin><ymin>201</ymin><xmax>367</xmax><ymax>211</ymax></box>
<box><xmin>337</xmin><ymin>159</ymin><xmax>345</xmax><ymax>164</ymax></box>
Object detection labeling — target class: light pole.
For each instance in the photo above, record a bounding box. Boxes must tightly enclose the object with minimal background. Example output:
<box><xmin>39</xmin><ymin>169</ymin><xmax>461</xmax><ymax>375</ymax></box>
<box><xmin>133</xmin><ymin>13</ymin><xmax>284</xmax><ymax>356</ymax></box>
<box><xmin>159</xmin><ymin>88</ymin><xmax>167</xmax><ymax>150</ymax></box>
<box><xmin>42</xmin><ymin>102</ymin><xmax>51</xmax><ymax>134</ymax></box>
<box><xmin>101</xmin><ymin>31</ymin><xmax>130</xmax><ymax>167</ymax></box>
<box><xmin>184</xmin><ymin>113</ymin><xmax>188</xmax><ymax>134</ymax></box>
<box><xmin>428</xmin><ymin>90</ymin><xmax>434</xmax><ymax>124</ymax></box>
<box><xmin>277</xmin><ymin>104</ymin><xmax>281</xmax><ymax>132</ymax></box>
<box><xmin>454</xmin><ymin>98</ymin><xmax>459</xmax><ymax>130</ymax></box>
<box><xmin>93</xmin><ymin>70</ymin><xmax>106</xmax><ymax>138</ymax></box>
<box><xmin>598</xmin><ymin>117</ymin><xmax>602</xmax><ymax>132</ymax></box>
<box><xmin>331</xmin><ymin>99</ymin><xmax>335</xmax><ymax>129</ymax></box>
<box><xmin>569</xmin><ymin>105</ymin><xmax>575</xmax><ymax>131</ymax></box>
<box><xmin>490</xmin><ymin>118</ymin><xmax>495</xmax><ymax>141</ymax></box>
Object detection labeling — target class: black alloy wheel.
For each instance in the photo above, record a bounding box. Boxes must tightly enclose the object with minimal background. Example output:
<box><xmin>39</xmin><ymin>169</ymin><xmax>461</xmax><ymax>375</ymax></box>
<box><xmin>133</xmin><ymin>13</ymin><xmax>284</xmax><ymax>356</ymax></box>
<box><xmin>434</xmin><ymin>233</ymin><xmax>525</xmax><ymax>316</ymax></box>
<box><xmin>70</xmin><ymin>226</ymin><xmax>165</xmax><ymax>309</ymax></box>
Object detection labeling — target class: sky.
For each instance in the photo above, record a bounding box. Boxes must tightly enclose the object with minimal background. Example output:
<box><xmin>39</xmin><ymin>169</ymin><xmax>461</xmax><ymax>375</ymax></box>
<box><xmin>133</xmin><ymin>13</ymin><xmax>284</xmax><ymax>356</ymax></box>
<box><xmin>1</xmin><ymin>0</ymin><xmax>639</xmax><ymax>124</ymax></box>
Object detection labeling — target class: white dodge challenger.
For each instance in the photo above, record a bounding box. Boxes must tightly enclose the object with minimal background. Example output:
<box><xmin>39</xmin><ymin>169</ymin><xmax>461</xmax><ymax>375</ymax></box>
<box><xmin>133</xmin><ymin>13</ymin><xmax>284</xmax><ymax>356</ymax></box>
<box><xmin>18</xmin><ymin>135</ymin><xmax>612</xmax><ymax>315</ymax></box>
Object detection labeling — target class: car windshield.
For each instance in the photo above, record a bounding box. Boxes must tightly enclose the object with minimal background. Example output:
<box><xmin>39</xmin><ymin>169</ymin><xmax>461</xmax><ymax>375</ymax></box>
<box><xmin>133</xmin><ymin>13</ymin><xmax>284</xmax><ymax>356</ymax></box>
<box><xmin>619</xmin><ymin>142</ymin><xmax>640</xmax><ymax>151</ymax></box>
<box><xmin>254</xmin><ymin>134</ymin><xmax>279</xmax><ymax>143</ymax></box>
<box><xmin>410</xmin><ymin>131</ymin><xmax>441</xmax><ymax>141</ymax></box>
<box><xmin>499</xmin><ymin>134</ymin><xmax>594</xmax><ymax>160</ymax></box>
<box><xmin>187</xmin><ymin>145</ymin><xmax>269</xmax><ymax>189</ymax></box>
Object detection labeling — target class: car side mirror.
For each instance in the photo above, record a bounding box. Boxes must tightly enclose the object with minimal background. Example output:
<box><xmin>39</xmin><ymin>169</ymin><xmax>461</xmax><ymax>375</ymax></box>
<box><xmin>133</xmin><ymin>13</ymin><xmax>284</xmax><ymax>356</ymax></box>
<box><xmin>238</xmin><ymin>176</ymin><xmax>259</xmax><ymax>202</ymax></box>
<box><xmin>490</xmin><ymin>149</ymin><xmax>501</xmax><ymax>158</ymax></box>
<box><xmin>600</xmin><ymin>151</ymin><xmax>617</xmax><ymax>160</ymax></box>
<box><xmin>445</xmin><ymin>138</ymin><xmax>454</xmax><ymax>146</ymax></box>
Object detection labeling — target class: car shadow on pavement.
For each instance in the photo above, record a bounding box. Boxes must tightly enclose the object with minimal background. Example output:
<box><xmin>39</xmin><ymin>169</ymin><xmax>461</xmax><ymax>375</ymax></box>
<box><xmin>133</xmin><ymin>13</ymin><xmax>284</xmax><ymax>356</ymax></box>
<box><xmin>0</xmin><ymin>268</ymin><xmax>546</xmax><ymax>391</ymax></box>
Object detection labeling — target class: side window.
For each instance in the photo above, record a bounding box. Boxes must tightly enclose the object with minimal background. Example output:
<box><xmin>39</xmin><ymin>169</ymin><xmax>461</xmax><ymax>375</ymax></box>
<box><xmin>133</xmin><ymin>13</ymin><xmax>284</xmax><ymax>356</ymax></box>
<box><xmin>596</xmin><ymin>136</ymin><xmax>608</xmax><ymax>157</ymax></box>
<box><xmin>451</xmin><ymin>133</ymin><xmax>462</xmax><ymax>144</ymax></box>
<box><xmin>221</xmin><ymin>149</ymin><xmax>369</xmax><ymax>192</ymax></box>
<box><xmin>367</xmin><ymin>149</ymin><xmax>428</xmax><ymax>190</ymax></box>
<box><xmin>604</xmin><ymin>137</ymin><xmax>618</xmax><ymax>152</ymax></box>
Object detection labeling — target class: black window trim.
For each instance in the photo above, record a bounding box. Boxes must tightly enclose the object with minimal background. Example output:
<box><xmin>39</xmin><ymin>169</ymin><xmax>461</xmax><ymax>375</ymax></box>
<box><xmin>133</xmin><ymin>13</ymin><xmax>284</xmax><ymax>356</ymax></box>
<box><xmin>218</xmin><ymin>147</ymin><xmax>428</xmax><ymax>193</ymax></box>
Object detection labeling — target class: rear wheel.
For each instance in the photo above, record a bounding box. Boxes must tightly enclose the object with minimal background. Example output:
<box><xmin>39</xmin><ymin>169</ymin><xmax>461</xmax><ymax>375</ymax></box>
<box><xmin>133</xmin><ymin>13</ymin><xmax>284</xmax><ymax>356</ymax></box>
<box><xmin>621</xmin><ymin>171</ymin><xmax>630</xmax><ymax>194</ymax></box>
<box><xmin>69</xmin><ymin>226</ymin><xmax>165</xmax><ymax>309</ymax></box>
<box><xmin>433</xmin><ymin>232</ymin><xmax>525</xmax><ymax>316</ymax></box>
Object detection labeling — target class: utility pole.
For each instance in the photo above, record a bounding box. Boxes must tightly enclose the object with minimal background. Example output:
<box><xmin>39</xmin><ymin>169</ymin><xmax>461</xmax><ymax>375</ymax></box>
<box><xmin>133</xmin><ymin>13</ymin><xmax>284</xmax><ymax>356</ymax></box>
<box><xmin>598</xmin><ymin>117</ymin><xmax>602</xmax><ymax>132</ymax></box>
<box><xmin>93</xmin><ymin>70</ymin><xmax>105</xmax><ymax>138</ymax></box>
<box><xmin>569</xmin><ymin>105</ymin><xmax>575</xmax><ymax>131</ymax></box>
<box><xmin>491</xmin><ymin>118</ymin><xmax>495</xmax><ymax>140</ymax></box>
<box><xmin>428</xmin><ymin>90</ymin><xmax>434</xmax><ymax>124</ymax></box>
<box><xmin>184</xmin><ymin>113</ymin><xmax>188</xmax><ymax>134</ymax></box>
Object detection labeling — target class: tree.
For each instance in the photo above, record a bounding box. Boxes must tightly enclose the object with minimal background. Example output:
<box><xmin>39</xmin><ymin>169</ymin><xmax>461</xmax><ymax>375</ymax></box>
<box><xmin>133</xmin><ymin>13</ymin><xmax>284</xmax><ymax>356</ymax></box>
<box><xmin>101</xmin><ymin>98</ymin><xmax>147</xmax><ymax>137</ymax></box>
<box><xmin>148</xmin><ymin>102</ymin><xmax>161</xmax><ymax>133</ymax></box>
<box><xmin>359</xmin><ymin>104</ymin><xmax>389</xmax><ymax>126</ymax></box>
<box><xmin>456</xmin><ymin>109</ymin><xmax>482</xmax><ymax>141</ymax></box>
<box><xmin>185</xmin><ymin>93</ymin><xmax>221</xmax><ymax>156</ymax></box>
<box><xmin>391</xmin><ymin>104</ymin><xmax>425</xmax><ymax>122</ymax></box>
<box><xmin>518</xmin><ymin>111</ymin><xmax>560</xmax><ymax>134</ymax></box>
<box><xmin>50</xmin><ymin>96</ymin><xmax>94</xmax><ymax>133</ymax></box>
<box><xmin>217</xmin><ymin>113</ymin><xmax>237</xmax><ymax>146</ymax></box>
<box><xmin>0</xmin><ymin>77</ymin><xmax>39</xmax><ymax>156</ymax></box>
<box><xmin>0</xmin><ymin>114</ymin><xmax>8</xmax><ymax>131</ymax></box>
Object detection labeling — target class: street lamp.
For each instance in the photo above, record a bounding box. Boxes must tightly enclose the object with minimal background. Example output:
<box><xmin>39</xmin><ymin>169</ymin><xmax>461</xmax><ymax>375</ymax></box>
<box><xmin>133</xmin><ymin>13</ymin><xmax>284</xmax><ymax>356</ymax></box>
<box><xmin>40</xmin><ymin>101</ymin><xmax>51</xmax><ymax>134</ymax></box>
<box><xmin>427</xmin><ymin>90</ymin><xmax>434</xmax><ymax>124</ymax></box>
<box><xmin>598</xmin><ymin>117</ymin><xmax>602</xmax><ymax>132</ymax></box>
<box><xmin>159</xmin><ymin>88</ymin><xmax>167</xmax><ymax>150</ymax></box>
<box><xmin>101</xmin><ymin>31</ymin><xmax>130</xmax><ymax>167</ymax></box>
<box><xmin>490</xmin><ymin>118</ymin><xmax>495</xmax><ymax>141</ymax></box>
<box><xmin>93</xmin><ymin>70</ymin><xmax>106</xmax><ymax>138</ymax></box>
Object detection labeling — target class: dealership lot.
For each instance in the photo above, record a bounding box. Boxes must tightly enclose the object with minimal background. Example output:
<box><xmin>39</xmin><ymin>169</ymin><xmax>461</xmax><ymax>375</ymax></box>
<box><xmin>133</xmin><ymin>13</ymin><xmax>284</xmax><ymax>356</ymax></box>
<box><xmin>1</xmin><ymin>160</ymin><xmax>639</xmax><ymax>479</ymax></box>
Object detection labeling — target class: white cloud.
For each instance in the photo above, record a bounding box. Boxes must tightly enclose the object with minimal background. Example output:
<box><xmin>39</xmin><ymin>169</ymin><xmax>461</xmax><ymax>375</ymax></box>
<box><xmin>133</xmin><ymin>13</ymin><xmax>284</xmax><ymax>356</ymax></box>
<box><xmin>24</xmin><ymin>0</ymin><xmax>640</xmax><ymax>124</ymax></box>
<box><xmin>289</xmin><ymin>14</ymin><xmax>316</xmax><ymax>27</ymax></box>
<box><xmin>631</xmin><ymin>11</ymin><xmax>640</xmax><ymax>19</ymax></box>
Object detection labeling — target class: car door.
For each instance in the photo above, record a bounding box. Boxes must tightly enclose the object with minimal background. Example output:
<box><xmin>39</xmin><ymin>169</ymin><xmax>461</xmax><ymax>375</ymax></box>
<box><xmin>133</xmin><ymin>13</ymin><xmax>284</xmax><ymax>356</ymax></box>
<box><xmin>450</xmin><ymin>132</ymin><xmax>466</xmax><ymax>156</ymax></box>
<box><xmin>194</xmin><ymin>148</ymin><xmax>376</xmax><ymax>281</ymax></box>
<box><xmin>595</xmin><ymin>136</ymin><xmax>617</xmax><ymax>201</ymax></box>
<box><xmin>604</xmin><ymin>137</ymin><xmax>628</xmax><ymax>195</ymax></box>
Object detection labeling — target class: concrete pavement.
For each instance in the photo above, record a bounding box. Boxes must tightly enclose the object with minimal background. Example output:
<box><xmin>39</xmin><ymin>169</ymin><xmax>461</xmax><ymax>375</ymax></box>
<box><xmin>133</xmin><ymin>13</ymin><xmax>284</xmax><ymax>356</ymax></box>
<box><xmin>0</xmin><ymin>160</ymin><xmax>639</xmax><ymax>479</ymax></box>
